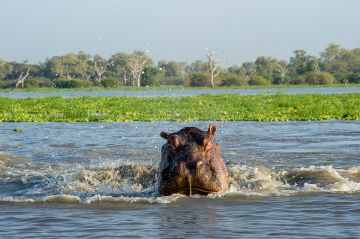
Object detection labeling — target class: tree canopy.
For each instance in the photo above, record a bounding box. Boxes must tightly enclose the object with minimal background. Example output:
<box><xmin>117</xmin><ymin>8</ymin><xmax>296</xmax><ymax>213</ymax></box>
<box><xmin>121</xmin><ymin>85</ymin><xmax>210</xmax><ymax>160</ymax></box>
<box><xmin>1</xmin><ymin>44</ymin><xmax>360</xmax><ymax>88</ymax></box>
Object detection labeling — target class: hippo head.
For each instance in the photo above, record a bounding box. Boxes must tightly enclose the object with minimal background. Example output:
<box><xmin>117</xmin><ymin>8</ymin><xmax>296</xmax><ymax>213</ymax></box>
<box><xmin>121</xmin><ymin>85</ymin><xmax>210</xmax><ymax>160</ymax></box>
<box><xmin>158</xmin><ymin>124</ymin><xmax>228</xmax><ymax>196</ymax></box>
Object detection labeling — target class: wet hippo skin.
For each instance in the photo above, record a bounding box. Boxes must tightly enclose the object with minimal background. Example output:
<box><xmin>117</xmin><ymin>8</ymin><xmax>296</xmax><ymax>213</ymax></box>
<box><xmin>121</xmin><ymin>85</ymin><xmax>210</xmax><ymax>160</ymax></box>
<box><xmin>158</xmin><ymin>124</ymin><xmax>228</xmax><ymax>196</ymax></box>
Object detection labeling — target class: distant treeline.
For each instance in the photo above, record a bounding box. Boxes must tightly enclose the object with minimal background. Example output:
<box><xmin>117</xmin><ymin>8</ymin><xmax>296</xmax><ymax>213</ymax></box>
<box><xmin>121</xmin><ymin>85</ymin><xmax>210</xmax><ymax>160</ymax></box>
<box><xmin>1</xmin><ymin>43</ymin><xmax>360</xmax><ymax>89</ymax></box>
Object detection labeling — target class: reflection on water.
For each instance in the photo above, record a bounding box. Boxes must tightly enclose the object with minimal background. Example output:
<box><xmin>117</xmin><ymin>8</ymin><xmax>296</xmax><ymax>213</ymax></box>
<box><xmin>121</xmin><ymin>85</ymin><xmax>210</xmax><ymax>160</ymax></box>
<box><xmin>0</xmin><ymin>121</ymin><xmax>360</xmax><ymax>238</ymax></box>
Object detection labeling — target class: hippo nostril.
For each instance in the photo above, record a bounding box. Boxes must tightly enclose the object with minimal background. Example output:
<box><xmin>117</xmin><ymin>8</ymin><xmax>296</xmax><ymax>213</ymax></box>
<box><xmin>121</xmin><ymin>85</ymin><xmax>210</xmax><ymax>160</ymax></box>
<box><xmin>186</xmin><ymin>161</ymin><xmax>203</xmax><ymax>171</ymax></box>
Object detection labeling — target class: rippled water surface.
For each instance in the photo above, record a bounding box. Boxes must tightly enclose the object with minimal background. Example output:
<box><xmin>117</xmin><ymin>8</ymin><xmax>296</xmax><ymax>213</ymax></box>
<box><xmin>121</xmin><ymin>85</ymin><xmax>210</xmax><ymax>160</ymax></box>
<box><xmin>1</xmin><ymin>86</ymin><xmax>360</xmax><ymax>98</ymax></box>
<box><xmin>1</xmin><ymin>121</ymin><xmax>360</xmax><ymax>238</ymax></box>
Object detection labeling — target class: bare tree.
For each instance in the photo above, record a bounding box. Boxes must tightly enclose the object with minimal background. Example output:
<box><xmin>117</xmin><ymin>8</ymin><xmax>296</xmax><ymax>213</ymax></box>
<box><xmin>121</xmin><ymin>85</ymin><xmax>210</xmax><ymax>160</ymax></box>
<box><xmin>275</xmin><ymin>63</ymin><xmax>288</xmax><ymax>85</ymax></box>
<box><xmin>205</xmin><ymin>48</ymin><xmax>220</xmax><ymax>87</ymax></box>
<box><xmin>128</xmin><ymin>52</ymin><xmax>151</xmax><ymax>87</ymax></box>
<box><xmin>15</xmin><ymin>67</ymin><xmax>30</xmax><ymax>88</ymax></box>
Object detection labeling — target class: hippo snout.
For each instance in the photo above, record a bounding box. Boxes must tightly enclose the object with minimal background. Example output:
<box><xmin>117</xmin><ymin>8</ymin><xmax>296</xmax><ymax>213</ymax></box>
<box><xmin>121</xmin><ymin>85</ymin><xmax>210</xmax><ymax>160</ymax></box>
<box><xmin>178</xmin><ymin>160</ymin><xmax>204</xmax><ymax>173</ymax></box>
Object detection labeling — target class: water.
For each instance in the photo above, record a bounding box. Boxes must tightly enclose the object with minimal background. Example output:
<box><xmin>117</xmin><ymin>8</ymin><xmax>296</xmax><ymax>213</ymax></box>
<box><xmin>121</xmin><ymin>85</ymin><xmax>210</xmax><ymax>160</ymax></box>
<box><xmin>1</xmin><ymin>121</ymin><xmax>360</xmax><ymax>238</ymax></box>
<box><xmin>1</xmin><ymin>86</ymin><xmax>360</xmax><ymax>98</ymax></box>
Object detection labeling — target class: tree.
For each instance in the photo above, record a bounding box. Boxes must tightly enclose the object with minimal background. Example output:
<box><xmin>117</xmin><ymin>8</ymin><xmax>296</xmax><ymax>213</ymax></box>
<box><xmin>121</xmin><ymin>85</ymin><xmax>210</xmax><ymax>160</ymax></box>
<box><xmin>142</xmin><ymin>66</ymin><xmax>164</xmax><ymax>86</ymax></box>
<box><xmin>289</xmin><ymin>50</ymin><xmax>308</xmax><ymax>75</ymax></box>
<box><xmin>158</xmin><ymin>60</ymin><xmax>188</xmax><ymax>85</ymax></box>
<box><xmin>109</xmin><ymin>51</ymin><xmax>152</xmax><ymax>87</ymax></box>
<box><xmin>241</xmin><ymin>62</ymin><xmax>256</xmax><ymax>79</ymax></box>
<box><xmin>187</xmin><ymin>60</ymin><xmax>208</xmax><ymax>73</ymax></box>
<box><xmin>273</xmin><ymin>60</ymin><xmax>289</xmax><ymax>85</ymax></box>
<box><xmin>109</xmin><ymin>52</ymin><xmax>131</xmax><ymax>85</ymax></box>
<box><xmin>14</xmin><ymin>62</ymin><xmax>31</xmax><ymax>88</ymax></box>
<box><xmin>127</xmin><ymin>51</ymin><xmax>153</xmax><ymax>87</ymax></box>
<box><xmin>205</xmin><ymin>48</ymin><xmax>221</xmax><ymax>87</ymax></box>
<box><xmin>254</xmin><ymin>56</ymin><xmax>288</xmax><ymax>83</ymax></box>
<box><xmin>92</xmin><ymin>54</ymin><xmax>111</xmax><ymax>84</ymax></box>
<box><xmin>0</xmin><ymin>60</ymin><xmax>13</xmax><ymax>80</ymax></box>
<box><xmin>289</xmin><ymin>50</ymin><xmax>321</xmax><ymax>76</ymax></box>
<box><xmin>76</xmin><ymin>51</ymin><xmax>92</xmax><ymax>80</ymax></box>
<box><xmin>45</xmin><ymin>52</ymin><xmax>92</xmax><ymax>80</ymax></box>
<box><xmin>320</xmin><ymin>43</ymin><xmax>342</xmax><ymax>62</ymax></box>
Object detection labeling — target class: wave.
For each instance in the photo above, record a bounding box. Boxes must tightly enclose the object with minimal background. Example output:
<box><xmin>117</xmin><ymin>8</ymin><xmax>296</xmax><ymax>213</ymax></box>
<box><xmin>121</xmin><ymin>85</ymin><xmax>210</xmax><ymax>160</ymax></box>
<box><xmin>1</xmin><ymin>152</ymin><xmax>360</xmax><ymax>204</ymax></box>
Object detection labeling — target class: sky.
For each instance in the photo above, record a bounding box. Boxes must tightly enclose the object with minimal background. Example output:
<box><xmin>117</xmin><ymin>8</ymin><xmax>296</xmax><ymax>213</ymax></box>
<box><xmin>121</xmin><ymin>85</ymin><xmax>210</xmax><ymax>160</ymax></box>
<box><xmin>1</xmin><ymin>0</ymin><xmax>360</xmax><ymax>66</ymax></box>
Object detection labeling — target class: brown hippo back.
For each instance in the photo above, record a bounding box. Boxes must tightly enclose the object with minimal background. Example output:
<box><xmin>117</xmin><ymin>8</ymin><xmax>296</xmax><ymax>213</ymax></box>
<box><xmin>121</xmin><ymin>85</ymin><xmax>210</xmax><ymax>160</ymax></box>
<box><xmin>158</xmin><ymin>124</ymin><xmax>228</xmax><ymax>196</ymax></box>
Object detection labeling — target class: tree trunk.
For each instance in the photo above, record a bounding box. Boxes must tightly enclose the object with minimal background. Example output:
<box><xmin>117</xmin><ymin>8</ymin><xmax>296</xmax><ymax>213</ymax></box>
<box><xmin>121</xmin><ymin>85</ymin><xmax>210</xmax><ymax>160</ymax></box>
<box><xmin>15</xmin><ymin>68</ymin><xmax>30</xmax><ymax>88</ymax></box>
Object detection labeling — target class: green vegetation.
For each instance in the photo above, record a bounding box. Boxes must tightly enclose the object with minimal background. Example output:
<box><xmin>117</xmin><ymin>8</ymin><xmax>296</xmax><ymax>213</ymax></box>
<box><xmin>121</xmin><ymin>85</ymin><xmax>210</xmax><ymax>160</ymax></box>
<box><xmin>0</xmin><ymin>94</ymin><xmax>359</xmax><ymax>122</ymax></box>
<box><xmin>1</xmin><ymin>44</ymin><xmax>360</xmax><ymax>89</ymax></box>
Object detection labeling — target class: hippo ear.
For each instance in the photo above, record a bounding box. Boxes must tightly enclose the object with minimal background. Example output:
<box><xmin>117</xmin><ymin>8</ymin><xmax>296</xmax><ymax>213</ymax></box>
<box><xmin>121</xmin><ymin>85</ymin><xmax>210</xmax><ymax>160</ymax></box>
<box><xmin>160</xmin><ymin>131</ymin><xmax>169</xmax><ymax>139</ymax></box>
<box><xmin>169</xmin><ymin>135</ymin><xmax>181</xmax><ymax>150</ymax></box>
<box><xmin>207</xmin><ymin>123</ymin><xmax>216</xmax><ymax>136</ymax></box>
<box><xmin>203</xmin><ymin>124</ymin><xmax>216</xmax><ymax>150</ymax></box>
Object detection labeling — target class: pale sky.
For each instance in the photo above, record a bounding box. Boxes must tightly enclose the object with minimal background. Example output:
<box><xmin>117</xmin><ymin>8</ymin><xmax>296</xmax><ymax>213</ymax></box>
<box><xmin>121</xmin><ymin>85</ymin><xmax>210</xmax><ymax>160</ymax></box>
<box><xmin>1</xmin><ymin>0</ymin><xmax>359</xmax><ymax>66</ymax></box>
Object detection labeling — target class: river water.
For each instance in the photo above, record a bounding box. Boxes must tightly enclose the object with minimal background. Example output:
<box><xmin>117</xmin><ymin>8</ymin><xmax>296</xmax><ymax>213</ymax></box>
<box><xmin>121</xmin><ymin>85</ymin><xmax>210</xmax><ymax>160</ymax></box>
<box><xmin>1</xmin><ymin>121</ymin><xmax>359</xmax><ymax>238</ymax></box>
<box><xmin>1</xmin><ymin>86</ymin><xmax>360</xmax><ymax>98</ymax></box>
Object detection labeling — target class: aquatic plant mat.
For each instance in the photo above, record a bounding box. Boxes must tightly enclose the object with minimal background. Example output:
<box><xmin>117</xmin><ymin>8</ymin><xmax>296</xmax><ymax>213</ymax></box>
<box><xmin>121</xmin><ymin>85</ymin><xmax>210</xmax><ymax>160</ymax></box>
<box><xmin>0</xmin><ymin>94</ymin><xmax>359</xmax><ymax>122</ymax></box>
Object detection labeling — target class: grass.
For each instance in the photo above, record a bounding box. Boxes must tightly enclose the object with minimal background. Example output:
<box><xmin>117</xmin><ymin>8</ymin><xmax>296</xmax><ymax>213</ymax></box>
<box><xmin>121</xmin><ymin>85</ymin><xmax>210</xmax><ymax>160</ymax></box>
<box><xmin>0</xmin><ymin>94</ymin><xmax>359</xmax><ymax>122</ymax></box>
<box><xmin>1</xmin><ymin>84</ymin><xmax>359</xmax><ymax>93</ymax></box>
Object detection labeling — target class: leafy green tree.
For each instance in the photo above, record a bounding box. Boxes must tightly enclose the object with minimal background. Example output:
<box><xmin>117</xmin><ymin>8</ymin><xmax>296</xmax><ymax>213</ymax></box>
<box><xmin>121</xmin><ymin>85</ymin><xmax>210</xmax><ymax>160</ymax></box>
<box><xmin>187</xmin><ymin>60</ymin><xmax>208</xmax><ymax>73</ymax></box>
<box><xmin>254</xmin><ymin>57</ymin><xmax>289</xmax><ymax>84</ymax></box>
<box><xmin>109</xmin><ymin>52</ymin><xmax>131</xmax><ymax>85</ymax></box>
<box><xmin>109</xmin><ymin>51</ymin><xmax>152</xmax><ymax>87</ymax></box>
<box><xmin>0</xmin><ymin>60</ymin><xmax>13</xmax><ymax>80</ymax></box>
<box><xmin>320</xmin><ymin>43</ymin><xmax>342</xmax><ymax>62</ymax></box>
<box><xmin>289</xmin><ymin>50</ymin><xmax>321</xmax><ymax>78</ymax></box>
<box><xmin>45</xmin><ymin>52</ymin><xmax>92</xmax><ymax>80</ymax></box>
<box><xmin>289</xmin><ymin>50</ymin><xmax>309</xmax><ymax>75</ymax></box>
<box><xmin>142</xmin><ymin>66</ymin><xmax>164</xmax><ymax>86</ymax></box>
<box><xmin>255</xmin><ymin>56</ymin><xmax>276</xmax><ymax>80</ymax></box>
<box><xmin>241</xmin><ymin>62</ymin><xmax>256</xmax><ymax>79</ymax></box>
<box><xmin>158</xmin><ymin>60</ymin><xmax>188</xmax><ymax>85</ymax></box>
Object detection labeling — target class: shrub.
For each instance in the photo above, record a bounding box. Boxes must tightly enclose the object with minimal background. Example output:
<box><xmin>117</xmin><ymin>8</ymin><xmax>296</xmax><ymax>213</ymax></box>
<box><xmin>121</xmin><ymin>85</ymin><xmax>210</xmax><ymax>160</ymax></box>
<box><xmin>333</xmin><ymin>73</ymin><xmax>348</xmax><ymax>84</ymax></box>
<box><xmin>248</xmin><ymin>76</ymin><xmax>271</xmax><ymax>86</ymax></box>
<box><xmin>159</xmin><ymin>76</ymin><xmax>184</xmax><ymax>85</ymax></box>
<box><xmin>101</xmin><ymin>78</ymin><xmax>122</xmax><ymax>88</ymax></box>
<box><xmin>348</xmin><ymin>73</ymin><xmax>360</xmax><ymax>84</ymax></box>
<box><xmin>54</xmin><ymin>79</ymin><xmax>92</xmax><ymax>88</ymax></box>
<box><xmin>306</xmin><ymin>72</ymin><xmax>334</xmax><ymax>85</ymax></box>
<box><xmin>0</xmin><ymin>80</ymin><xmax>16</xmax><ymax>88</ymax></box>
<box><xmin>190</xmin><ymin>72</ymin><xmax>210</xmax><ymax>87</ymax></box>
<box><xmin>289</xmin><ymin>75</ymin><xmax>306</xmax><ymax>85</ymax></box>
<box><xmin>25</xmin><ymin>78</ymin><xmax>54</xmax><ymax>88</ymax></box>
<box><xmin>219</xmin><ymin>72</ymin><xmax>248</xmax><ymax>86</ymax></box>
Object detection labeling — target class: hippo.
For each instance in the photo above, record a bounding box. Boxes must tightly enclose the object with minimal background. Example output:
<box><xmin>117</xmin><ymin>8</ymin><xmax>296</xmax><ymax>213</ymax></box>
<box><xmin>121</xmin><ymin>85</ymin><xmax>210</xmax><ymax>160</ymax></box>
<box><xmin>158</xmin><ymin>124</ymin><xmax>228</xmax><ymax>196</ymax></box>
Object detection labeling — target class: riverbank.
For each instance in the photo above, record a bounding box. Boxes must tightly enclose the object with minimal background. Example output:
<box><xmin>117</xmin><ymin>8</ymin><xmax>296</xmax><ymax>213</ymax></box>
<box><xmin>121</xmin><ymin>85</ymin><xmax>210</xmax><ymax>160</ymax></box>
<box><xmin>1</xmin><ymin>84</ymin><xmax>359</xmax><ymax>93</ymax></box>
<box><xmin>1</xmin><ymin>94</ymin><xmax>359</xmax><ymax>122</ymax></box>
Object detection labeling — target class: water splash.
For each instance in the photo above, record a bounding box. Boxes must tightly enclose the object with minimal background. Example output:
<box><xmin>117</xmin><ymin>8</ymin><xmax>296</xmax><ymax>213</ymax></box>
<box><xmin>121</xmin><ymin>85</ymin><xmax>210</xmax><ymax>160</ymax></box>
<box><xmin>1</xmin><ymin>152</ymin><xmax>360</xmax><ymax>204</ymax></box>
